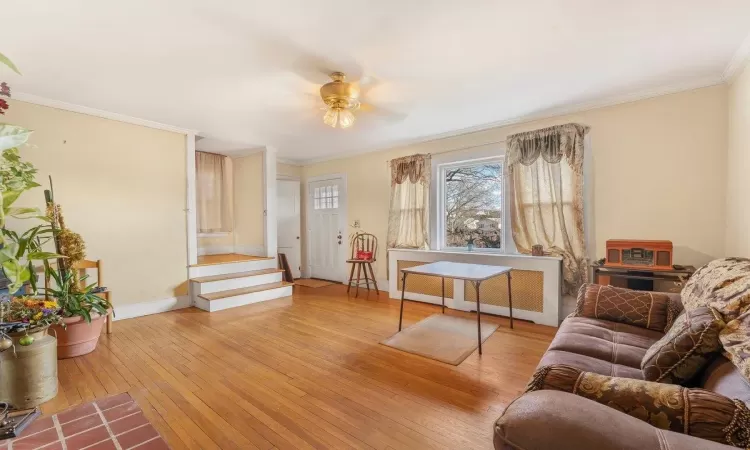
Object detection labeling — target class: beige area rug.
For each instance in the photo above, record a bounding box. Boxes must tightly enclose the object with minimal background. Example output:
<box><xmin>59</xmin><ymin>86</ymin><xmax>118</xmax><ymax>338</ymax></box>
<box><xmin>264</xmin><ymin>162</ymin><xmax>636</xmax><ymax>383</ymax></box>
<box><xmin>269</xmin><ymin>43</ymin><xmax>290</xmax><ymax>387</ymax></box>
<box><xmin>294</xmin><ymin>278</ymin><xmax>336</xmax><ymax>288</ymax></box>
<box><xmin>381</xmin><ymin>314</ymin><xmax>499</xmax><ymax>365</ymax></box>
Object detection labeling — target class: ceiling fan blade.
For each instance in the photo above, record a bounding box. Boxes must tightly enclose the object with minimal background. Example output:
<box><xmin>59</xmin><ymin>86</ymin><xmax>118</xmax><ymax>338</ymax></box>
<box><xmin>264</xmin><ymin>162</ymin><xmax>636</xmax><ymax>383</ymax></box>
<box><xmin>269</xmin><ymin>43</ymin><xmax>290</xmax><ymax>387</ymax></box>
<box><xmin>358</xmin><ymin>102</ymin><xmax>408</xmax><ymax>123</ymax></box>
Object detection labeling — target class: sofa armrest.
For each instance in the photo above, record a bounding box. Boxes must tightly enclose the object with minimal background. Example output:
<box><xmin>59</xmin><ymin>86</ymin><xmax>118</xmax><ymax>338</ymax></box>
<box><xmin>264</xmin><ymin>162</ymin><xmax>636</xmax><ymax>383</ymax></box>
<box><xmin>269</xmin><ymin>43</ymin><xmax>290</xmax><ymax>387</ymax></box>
<box><xmin>494</xmin><ymin>391</ymin><xmax>735</xmax><ymax>450</ymax></box>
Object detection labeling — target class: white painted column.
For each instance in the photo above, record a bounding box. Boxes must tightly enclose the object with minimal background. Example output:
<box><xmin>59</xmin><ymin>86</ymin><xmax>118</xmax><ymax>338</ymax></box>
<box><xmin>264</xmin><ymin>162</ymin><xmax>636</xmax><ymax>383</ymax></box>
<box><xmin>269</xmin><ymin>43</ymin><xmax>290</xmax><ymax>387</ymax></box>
<box><xmin>186</xmin><ymin>133</ymin><xmax>198</xmax><ymax>266</ymax></box>
<box><xmin>263</xmin><ymin>146</ymin><xmax>278</xmax><ymax>258</ymax></box>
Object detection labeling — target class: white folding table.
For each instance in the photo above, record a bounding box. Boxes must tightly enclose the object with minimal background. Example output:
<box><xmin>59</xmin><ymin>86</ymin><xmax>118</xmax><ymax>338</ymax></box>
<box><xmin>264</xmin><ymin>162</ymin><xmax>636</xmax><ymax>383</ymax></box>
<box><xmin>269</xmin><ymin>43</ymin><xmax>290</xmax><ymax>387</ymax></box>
<box><xmin>398</xmin><ymin>261</ymin><xmax>514</xmax><ymax>355</ymax></box>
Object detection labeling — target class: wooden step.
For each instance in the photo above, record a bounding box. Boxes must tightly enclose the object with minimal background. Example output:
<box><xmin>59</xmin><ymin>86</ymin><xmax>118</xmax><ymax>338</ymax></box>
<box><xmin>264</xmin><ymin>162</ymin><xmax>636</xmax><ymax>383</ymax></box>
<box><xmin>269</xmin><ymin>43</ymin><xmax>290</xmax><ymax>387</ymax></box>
<box><xmin>191</xmin><ymin>253</ymin><xmax>273</xmax><ymax>267</ymax></box>
<box><xmin>198</xmin><ymin>281</ymin><xmax>294</xmax><ymax>301</ymax></box>
<box><xmin>191</xmin><ymin>269</ymin><xmax>283</xmax><ymax>284</ymax></box>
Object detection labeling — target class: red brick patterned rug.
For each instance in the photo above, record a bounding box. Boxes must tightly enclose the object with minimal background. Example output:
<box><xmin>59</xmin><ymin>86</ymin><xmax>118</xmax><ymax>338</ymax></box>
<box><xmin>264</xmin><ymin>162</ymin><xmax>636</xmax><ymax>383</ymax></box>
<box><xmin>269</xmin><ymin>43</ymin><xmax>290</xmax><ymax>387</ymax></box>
<box><xmin>0</xmin><ymin>393</ymin><xmax>169</xmax><ymax>450</ymax></box>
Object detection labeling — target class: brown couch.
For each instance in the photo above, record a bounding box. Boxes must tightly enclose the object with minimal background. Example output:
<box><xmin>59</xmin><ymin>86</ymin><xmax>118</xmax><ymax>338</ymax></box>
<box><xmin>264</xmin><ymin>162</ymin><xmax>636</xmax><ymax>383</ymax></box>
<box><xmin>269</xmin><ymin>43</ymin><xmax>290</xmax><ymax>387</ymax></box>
<box><xmin>493</xmin><ymin>292</ymin><xmax>750</xmax><ymax>450</ymax></box>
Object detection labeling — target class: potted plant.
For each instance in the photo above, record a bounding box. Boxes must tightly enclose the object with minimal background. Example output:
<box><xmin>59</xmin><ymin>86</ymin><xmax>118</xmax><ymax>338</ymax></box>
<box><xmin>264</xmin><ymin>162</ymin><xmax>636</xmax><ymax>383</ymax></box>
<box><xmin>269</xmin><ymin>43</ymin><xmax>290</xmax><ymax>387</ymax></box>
<box><xmin>0</xmin><ymin>296</ymin><xmax>62</xmax><ymax>408</ymax></box>
<box><xmin>46</xmin><ymin>268</ymin><xmax>110</xmax><ymax>358</ymax></box>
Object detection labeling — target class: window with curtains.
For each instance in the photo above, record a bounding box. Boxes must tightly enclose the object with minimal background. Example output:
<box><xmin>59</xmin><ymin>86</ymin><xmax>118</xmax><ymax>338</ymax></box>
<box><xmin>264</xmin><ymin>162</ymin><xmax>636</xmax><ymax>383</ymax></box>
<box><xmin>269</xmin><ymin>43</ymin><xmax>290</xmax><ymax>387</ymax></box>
<box><xmin>196</xmin><ymin>151</ymin><xmax>233</xmax><ymax>234</ymax></box>
<box><xmin>438</xmin><ymin>157</ymin><xmax>504</xmax><ymax>251</ymax></box>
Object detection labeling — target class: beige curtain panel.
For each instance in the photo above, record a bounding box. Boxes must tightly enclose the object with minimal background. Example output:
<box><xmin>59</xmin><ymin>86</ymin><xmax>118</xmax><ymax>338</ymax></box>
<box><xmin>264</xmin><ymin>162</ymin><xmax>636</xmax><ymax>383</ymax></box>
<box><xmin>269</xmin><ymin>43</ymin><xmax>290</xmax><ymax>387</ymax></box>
<box><xmin>386</xmin><ymin>154</ymin><xmax>431</xmax><ymax>249</ymax></box>
<box><xmin>507</xmin><ymin>123</ymin><xmax>589</xmax><ymax>294</ymax></box>
<box><xmin>196</xmin><ymin>151</ymin><xmax>233</xmax><ymax>233</ymax></box>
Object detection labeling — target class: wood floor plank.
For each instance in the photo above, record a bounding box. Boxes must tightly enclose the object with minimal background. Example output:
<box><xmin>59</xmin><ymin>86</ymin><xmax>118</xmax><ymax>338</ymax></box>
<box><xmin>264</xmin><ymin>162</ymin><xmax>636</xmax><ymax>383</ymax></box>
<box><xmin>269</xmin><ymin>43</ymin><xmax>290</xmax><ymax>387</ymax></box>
<box><xmin>40</xmin><ymin>284</ymin><xmax>554</xmax><ymax>450</ymax></box>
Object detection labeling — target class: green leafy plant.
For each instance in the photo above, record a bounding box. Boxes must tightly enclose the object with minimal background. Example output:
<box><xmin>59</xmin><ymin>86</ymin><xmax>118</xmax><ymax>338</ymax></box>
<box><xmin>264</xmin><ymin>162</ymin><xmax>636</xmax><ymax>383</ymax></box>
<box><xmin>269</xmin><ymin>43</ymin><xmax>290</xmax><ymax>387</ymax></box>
<box><xmin>45</xmin><ymin>268</ymin><xmax>111</xmax><ymax>323</ymax></box>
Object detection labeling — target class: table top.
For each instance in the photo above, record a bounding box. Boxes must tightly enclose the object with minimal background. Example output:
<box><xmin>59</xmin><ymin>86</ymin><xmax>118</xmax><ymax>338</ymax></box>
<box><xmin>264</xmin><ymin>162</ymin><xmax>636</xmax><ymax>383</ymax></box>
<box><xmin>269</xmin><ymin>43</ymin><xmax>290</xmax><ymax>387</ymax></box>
<box><xmin>400</xmin><ymin>261</ymin><xmax>512</xmax><ymax>281</ymax></box>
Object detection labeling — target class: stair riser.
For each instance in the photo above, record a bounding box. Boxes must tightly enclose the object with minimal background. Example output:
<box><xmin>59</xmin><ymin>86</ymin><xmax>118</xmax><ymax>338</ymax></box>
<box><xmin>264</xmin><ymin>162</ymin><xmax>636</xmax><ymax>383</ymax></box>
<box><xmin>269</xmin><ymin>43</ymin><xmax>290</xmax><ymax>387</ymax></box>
<box><xmin>194</xmin><ymin>286</ymin><xmax>293</xmax><ymax>312</ymax></box>
<box><xmin>192</xmin><ymin>272</ymin><xmax>283</xmax><ymax>295</ymax></box>
<box><xmin>189</xmin><ymin>259</ymin><xmax>276</xmax><ymax>278</ymax></box>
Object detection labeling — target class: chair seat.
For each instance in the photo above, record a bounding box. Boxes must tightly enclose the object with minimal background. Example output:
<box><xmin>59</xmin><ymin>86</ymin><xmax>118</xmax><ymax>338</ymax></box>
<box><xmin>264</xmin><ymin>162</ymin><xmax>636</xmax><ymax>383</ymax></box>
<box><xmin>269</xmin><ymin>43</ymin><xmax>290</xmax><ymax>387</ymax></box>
<box><xmin>347</xmin><ymin>258</ymin><xmax>374</xmax><ymax>263</ymax></box>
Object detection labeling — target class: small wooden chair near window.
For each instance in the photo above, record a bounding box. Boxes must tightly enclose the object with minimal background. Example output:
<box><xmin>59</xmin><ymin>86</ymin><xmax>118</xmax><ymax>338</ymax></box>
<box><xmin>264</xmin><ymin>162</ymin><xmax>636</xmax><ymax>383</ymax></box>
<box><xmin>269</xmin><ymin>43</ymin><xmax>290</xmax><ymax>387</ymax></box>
<box><xmin>43</xmin><ymin>259</ymin><xmax>113</xmax><ymax>334</ymax></box>
<box><xmin>346</xmin><ymin>233</ymin><xmax>379</xmax><ymax>297</ymax></box>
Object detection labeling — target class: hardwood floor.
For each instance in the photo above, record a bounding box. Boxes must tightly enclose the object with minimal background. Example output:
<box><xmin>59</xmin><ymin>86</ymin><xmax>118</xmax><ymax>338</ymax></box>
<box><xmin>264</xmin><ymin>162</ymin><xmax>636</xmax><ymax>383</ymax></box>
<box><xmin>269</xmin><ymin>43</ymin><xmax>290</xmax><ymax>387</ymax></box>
<box><xmin>194</xmin><ymin>253</ymin><xmax>272</xmax><ymax>266</ymax></box>
<box><xmin>41</xmin><ymin>285</ymin><xmax>556</xmax><ymax>449</ymax></box>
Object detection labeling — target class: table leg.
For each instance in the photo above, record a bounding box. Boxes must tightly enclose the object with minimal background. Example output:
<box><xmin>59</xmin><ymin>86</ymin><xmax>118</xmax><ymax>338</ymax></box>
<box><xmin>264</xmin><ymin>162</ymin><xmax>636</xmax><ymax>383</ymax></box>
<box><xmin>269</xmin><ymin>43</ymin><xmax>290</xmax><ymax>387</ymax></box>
<box><xmin>398</xmin><ymin>272</ymin><xmax>408</xmax><ymax>331</ymax></box>
<box><xmin>473</xmin><ymin>280</ymin><xmax>483</xmax><ymax>355</ymax></box>
<box><xmin>441</xmin><ymin>277</ymin><xmax>445</xmax><ymax>314</ymax></box>
<box><xmin>508</xmin><ymin>271</ymin><xmax>514</xmax><ymax>330</ymax></box>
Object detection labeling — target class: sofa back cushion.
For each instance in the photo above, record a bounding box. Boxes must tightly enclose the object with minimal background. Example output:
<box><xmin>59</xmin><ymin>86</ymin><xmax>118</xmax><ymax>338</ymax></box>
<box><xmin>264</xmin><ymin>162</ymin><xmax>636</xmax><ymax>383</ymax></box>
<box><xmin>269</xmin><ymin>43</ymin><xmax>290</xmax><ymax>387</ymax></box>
<box><xmin>527</xmin><ymin>364</ymin><xmax>750</xmax><ymax>448</ymax></box>
<box><xmin>574</xmin><ymin>284</ymin><xmax>677</xmax><ymax>332</ymax></box>
<box><xmin>641</xmin><ymin>307</ymin><xmax>724</xmax><ymax>384</ymax></box>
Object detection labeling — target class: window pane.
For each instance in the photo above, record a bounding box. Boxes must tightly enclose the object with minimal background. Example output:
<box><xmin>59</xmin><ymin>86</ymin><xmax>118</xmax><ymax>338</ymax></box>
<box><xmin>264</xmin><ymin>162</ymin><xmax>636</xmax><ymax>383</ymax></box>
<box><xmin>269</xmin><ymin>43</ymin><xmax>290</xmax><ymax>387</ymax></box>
<box><xmin>332</xmin><ymin>185</ymin><xmax>339</xmax><ymax>196</ymax></box>
<box><xmin>327</xmin><ymin>197</ymin><xmax>333</xmax><ymax>208</ymax></box>
<box><xmin>333</xmin><ymin>197</ymin><xmax>338</xmax><ymax>208</ymax></box>
<box><xmin>444</xmin><ymin>163</ymin><xmax>503</xmax><ymax>249</ymax></box>
<box><xmin>314</xmin><ymin>198</ymin><xmax>320</xmax><ymax>209</ymax></box>
<box><xmin>314</xmin><ymin>187</ymin><xmax>320</xmax><ymax>198</ymax></box>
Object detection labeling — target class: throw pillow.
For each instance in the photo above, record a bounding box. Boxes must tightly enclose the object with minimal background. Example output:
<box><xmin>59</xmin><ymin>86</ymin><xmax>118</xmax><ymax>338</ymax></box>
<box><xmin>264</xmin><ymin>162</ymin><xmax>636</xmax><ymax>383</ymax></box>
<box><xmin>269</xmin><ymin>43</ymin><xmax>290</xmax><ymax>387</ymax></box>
<box><xmin>526</xmin><ymin>364</ymin><xmax>750</xmax><ymax>448</ymax></box>
<box><xmin>641</xmin><ymin>306</ymin><xmax>724</xmax><ymax>384</ymax></box>
<box><xmin>573</xmin><ymin>283</ymin><xmax>675</xmax><ymax>332</ymax></box>
<box><xmin>679</xmin><ymin>257</ymin><xmax>750</xmax><ymax>380</ymax></box>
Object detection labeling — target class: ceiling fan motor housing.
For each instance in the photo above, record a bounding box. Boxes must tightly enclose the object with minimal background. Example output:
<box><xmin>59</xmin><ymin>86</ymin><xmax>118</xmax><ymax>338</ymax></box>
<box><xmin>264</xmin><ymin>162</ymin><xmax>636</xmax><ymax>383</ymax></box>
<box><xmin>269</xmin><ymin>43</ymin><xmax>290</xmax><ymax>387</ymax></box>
<box><xmin>320</xmin><ymin>72</ymin><xmax>360</xmax><ymax>110</ymax></box>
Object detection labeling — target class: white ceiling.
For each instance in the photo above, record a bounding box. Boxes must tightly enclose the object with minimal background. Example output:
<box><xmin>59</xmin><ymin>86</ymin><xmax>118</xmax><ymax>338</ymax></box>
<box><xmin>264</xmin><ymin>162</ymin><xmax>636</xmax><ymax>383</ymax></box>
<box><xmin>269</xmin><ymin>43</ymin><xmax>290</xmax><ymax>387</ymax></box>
<box><xmin>4</xmin><ymin>1</ymin><xmax>750</xmax><ymax>163</ymax></box>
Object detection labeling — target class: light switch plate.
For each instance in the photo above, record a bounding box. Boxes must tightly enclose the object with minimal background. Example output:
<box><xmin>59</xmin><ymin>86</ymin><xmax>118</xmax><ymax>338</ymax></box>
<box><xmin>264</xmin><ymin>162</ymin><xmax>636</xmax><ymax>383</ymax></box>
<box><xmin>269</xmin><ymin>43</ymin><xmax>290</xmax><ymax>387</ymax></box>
<box><xmin>353</xmin><ymin>220</ymin><xmax>361</xmax><ymax>228</ymax></box>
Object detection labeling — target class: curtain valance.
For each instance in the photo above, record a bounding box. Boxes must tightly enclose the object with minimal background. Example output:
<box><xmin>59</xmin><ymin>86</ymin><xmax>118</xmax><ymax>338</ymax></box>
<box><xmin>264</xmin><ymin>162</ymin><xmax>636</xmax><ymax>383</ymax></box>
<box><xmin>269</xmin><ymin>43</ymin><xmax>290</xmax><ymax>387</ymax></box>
<box><xmin>506</xmin><ymin>123</ymin><xmax>589</xmax><ymax>171</ymax></box>
<box><xmin>390</xmin><ymin>154</ymin><xmax>431</xmax><ymax>186</ymax></box>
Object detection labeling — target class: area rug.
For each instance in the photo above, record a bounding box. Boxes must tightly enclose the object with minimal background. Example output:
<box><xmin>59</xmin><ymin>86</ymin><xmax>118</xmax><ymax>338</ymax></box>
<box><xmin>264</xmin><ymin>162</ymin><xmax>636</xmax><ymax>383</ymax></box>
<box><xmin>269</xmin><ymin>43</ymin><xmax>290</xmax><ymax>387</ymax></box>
<box><xmin>294</xmin><ymin>278</ymin><xmax>336</xmax><ymax>288</ymax></box>
<box><xmin>0</xmin><ymin>393</ymin><xmax>169</xmax><ymax>450</ymax></box>
<box><xmin>381</xmin><ymin>314</ymin><xmax>499</xmax><ymax>365</ymax></box>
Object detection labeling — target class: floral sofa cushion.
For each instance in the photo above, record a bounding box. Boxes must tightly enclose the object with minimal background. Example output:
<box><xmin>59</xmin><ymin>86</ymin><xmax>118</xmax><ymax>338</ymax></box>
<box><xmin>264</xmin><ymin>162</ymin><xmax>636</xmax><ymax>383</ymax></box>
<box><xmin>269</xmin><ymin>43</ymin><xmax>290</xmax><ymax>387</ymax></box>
<box><xmin>573</xmin><ymin>283</ymin><xmax>677</xmax><ymax>332</ymax></box>
<box><xmin>641</xmin><ymin>307</ymin><xmax>724</xmax><ymax>384</ymax></box>
<box><xmin>680</xmin><ymin>258</ymin><xmax>750</xmax><ymax>380</ymax></box>
<box><xmin>527</xmin><ymin>364</ymin><xmax>750</xmax><ymax>448</ymax></box>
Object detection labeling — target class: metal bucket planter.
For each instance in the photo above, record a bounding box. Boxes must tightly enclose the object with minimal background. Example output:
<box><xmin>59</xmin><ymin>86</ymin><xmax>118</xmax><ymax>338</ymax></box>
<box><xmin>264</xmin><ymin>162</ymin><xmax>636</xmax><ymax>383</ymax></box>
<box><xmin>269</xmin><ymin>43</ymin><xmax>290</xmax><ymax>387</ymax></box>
<box><xmin>0</xmin><ymin>327</ymin><xmax>58</xmax><ymax>409</ymax></box>
<box><xmin>50</xmin><ymin>313</ymin><xmax>105</xmax><ymax>359</ymax></box>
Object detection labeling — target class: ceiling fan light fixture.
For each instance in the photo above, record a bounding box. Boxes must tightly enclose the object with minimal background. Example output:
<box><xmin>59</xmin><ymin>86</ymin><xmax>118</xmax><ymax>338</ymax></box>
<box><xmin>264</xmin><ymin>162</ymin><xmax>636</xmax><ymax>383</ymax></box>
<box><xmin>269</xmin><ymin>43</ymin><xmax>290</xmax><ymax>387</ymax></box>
<box><xmin>323</xmin><ymin>107</ymin><xmax>355</xmax><ymax>129</ymax></box>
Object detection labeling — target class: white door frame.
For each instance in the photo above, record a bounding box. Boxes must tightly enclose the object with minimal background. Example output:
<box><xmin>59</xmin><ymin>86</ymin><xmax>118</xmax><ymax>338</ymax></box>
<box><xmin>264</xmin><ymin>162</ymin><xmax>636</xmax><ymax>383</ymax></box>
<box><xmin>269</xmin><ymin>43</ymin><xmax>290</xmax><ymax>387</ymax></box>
<box><xmin>305</xmin><ymin>173</ymin><xmax>348</xmax><ymax>282</ymax></box>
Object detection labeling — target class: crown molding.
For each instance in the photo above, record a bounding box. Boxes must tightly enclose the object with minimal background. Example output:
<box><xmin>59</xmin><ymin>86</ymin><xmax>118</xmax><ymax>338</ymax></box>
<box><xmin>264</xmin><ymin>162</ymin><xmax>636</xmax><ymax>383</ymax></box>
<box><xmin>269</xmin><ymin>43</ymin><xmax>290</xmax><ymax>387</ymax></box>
<box><xmin>277</xmin><ymin>158</ymin><xmax>304</xmax><ymax>166</ymax></box>
<box><xmin>298</xmin><ymin>75</ymin><xmax>724</xmax><ymax>166</ymax></box>
<box><xmin>723</xmin><ymin>30</ymin><xmax>750</xmax><ymax>83</ymax></box>
<box><xmin>12</xmin><ymin>92</ymin><xmax>199</xmax><ymax>135</ymax></box>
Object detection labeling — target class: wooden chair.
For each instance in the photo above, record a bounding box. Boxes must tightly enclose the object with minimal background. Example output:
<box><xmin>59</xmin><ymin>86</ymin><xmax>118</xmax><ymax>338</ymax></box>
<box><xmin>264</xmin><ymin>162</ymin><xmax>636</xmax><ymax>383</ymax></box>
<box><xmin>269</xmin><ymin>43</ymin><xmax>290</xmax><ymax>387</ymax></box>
<box><xmin>43</xmin><ymin>260</ymin><xmax>113</xmax><ymax>334</ymax></box>
<box><xmin>346</xmin><ymin>233</ymin><xmax>379</xmax><ymax>297</ymax></box>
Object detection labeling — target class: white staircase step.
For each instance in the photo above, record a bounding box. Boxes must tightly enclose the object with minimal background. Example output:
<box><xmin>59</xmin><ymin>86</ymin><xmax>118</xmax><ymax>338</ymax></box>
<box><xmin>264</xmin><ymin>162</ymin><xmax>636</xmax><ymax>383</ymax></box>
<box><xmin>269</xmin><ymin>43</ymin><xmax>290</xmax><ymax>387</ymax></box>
<box><xmin>194</xmin><ymin>282</ymin><xmax>294</xmax><ymax>312</ymax></box>
<box><xmin>190</xmin><ymin>269</ymin><xmax>284</xmax><ymax>295</ymax></box>
<box><xmin>188</xmin><ymin>257</ymin><xmax>276</xmax><ymax>278</ymax></box>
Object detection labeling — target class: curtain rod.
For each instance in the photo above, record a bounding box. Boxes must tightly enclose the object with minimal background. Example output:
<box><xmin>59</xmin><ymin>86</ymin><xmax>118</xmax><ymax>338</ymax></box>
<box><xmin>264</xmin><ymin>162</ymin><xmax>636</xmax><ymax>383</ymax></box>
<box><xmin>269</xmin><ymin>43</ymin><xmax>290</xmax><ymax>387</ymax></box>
<box><xmin>384</xmin><ymin>138</ymin><xmax>508</xmax><ymax>163</ymax></box>
<box><xmin>196</xmin><ymin>150</ymin><xmax>228</xmax><ymax>158</ymax></box>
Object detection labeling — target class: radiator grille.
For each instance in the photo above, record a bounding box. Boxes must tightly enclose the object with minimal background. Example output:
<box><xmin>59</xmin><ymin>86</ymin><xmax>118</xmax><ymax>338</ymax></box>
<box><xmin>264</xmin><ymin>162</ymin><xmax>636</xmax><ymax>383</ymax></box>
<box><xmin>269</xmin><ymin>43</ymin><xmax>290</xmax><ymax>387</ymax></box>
<box><xmin>397</xmin><ymin>261</ymin><xmax>455</xmax><ymax>298</ymax></box>
<box><xmin>464</xmin><ymin>269</ymin><xmax>544</xmax><ymax>312</ymax></box>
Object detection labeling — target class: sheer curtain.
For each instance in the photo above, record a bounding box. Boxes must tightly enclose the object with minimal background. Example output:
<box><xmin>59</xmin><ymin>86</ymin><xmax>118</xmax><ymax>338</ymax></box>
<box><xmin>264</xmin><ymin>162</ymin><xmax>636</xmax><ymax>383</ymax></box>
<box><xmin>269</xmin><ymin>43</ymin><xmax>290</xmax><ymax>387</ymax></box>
<box><xmin>196</xmin><ymin>151</ymin><xmax>232</xmax><ymax>233</ymax></box>
<box><xmin>386</xmin><ymin>154</ymin><xmax>431</xmax><ymax>249</ymax></box>
<box><xmin>507</xmin><ymin>123</ymin><xmax>589</xmax><ymax>294</ymax></box>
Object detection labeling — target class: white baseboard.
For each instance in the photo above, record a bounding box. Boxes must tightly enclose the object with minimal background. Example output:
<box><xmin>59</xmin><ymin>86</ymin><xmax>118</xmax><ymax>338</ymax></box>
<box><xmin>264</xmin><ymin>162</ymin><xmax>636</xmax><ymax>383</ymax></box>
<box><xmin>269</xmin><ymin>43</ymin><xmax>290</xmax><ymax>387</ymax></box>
<box><xmin>234</xmin><ymin>244</ymin><xmax>265</xmax><ymax>256</ymax></box>
<box><xmin>113</xmin><ymin>295</ymin><xmax>191</xmax><ymax>321</ymax></box>
<box><xmin>198</xmin><ymin>245</ymin><xmax>235</xmax><ymax>256</ymax></box>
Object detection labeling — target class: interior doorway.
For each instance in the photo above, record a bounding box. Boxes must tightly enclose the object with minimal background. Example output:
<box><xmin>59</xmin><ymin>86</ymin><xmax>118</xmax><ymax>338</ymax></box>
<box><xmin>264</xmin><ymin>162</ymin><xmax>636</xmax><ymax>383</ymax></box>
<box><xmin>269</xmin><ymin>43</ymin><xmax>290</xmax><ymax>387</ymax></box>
<box><xmin>306</xmin><ymin>174</ymin><xmax>347</xmax><ymax>282</ymax></box>
<box><xmin>277</xmin><ymin>179</ymin><xmax>301</xmax><ymax>279</ymax></box>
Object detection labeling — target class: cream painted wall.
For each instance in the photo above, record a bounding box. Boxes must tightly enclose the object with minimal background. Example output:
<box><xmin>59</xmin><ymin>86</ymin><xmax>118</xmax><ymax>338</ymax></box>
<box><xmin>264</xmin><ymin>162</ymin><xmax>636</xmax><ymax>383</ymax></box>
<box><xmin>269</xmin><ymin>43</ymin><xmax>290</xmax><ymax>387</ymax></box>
<box><xmin>278</xmin><ymin>162</ymin><xmax>301</xmax><ymax>178</ymax></box>
<box><xmin>302</xmin><ymin>85</ymin><xmax>728</xmax><ymax>280</ymax></box>
<box><xmin>5</xmin><ymin>100</ymin><xmax>188</xmax><ymax>305</ymax></box>
<box><xmin>233</xmin><ymin>152</ymin><xmax>264</xmax><ymax>252</ymax></box>
<box><xmin>726</xmin><ymin>64</ymin><xmax>750</xmax><ymax>257</ymax></box>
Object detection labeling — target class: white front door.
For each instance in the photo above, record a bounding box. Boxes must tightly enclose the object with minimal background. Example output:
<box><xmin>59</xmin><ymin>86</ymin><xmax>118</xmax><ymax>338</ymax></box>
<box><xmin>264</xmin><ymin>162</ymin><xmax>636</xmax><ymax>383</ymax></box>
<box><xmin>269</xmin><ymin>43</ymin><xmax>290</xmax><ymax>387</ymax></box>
<box><xmin>277</xmin><ymin>179</ymin><xmax>301</xmax><ymax>279</ymax></box>
<box><xmin>307</xmin><ymin>176</ymin><xmax>347</xmax><ymax>281</ymax></box>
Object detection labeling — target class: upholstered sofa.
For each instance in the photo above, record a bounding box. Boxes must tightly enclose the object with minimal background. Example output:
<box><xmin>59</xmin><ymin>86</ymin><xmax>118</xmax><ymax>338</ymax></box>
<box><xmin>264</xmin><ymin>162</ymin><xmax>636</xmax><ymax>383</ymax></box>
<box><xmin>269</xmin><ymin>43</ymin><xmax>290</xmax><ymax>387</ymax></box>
<box><xmin>494</xmin><ymin>263</ymin><xmax>750</xmax><ymax>450</ymax></box>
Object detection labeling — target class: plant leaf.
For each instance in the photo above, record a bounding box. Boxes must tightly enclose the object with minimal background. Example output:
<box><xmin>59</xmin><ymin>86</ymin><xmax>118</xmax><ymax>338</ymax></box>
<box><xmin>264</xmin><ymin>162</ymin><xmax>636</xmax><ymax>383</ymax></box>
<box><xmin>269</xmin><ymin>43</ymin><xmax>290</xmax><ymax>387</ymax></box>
<box><xmin>0</xmin><ymin>125</ymin><xmax>33</xmax><ymax>152</ymax></box>
<box><xmin>0</xmin><ymin>52</ymin><xmax>21</xmax><ymax>75</ymax></box>
<box><xmin>28</xmin><ymin>251</ymin><xmax>63</xmax><ymax>261</ymax></box>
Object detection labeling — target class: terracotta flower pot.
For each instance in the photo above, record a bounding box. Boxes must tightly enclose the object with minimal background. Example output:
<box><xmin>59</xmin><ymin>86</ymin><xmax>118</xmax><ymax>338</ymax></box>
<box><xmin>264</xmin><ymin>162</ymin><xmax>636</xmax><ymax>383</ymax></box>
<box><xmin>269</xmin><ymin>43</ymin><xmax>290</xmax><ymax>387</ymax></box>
<box><xmin>50</xmin><ymin>313</ymin><xmax>106</xmax><ymax>359</ymax></box>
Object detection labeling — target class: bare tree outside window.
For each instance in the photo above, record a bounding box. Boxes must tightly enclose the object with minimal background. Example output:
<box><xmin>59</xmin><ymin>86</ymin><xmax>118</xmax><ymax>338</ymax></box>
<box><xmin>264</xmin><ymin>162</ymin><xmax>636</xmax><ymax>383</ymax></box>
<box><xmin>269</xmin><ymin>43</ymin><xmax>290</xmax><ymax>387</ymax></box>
<box><xmin>444</xmin><ymin>162</ymin><xmax>503</xmax><ymax>249</ymax></box>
